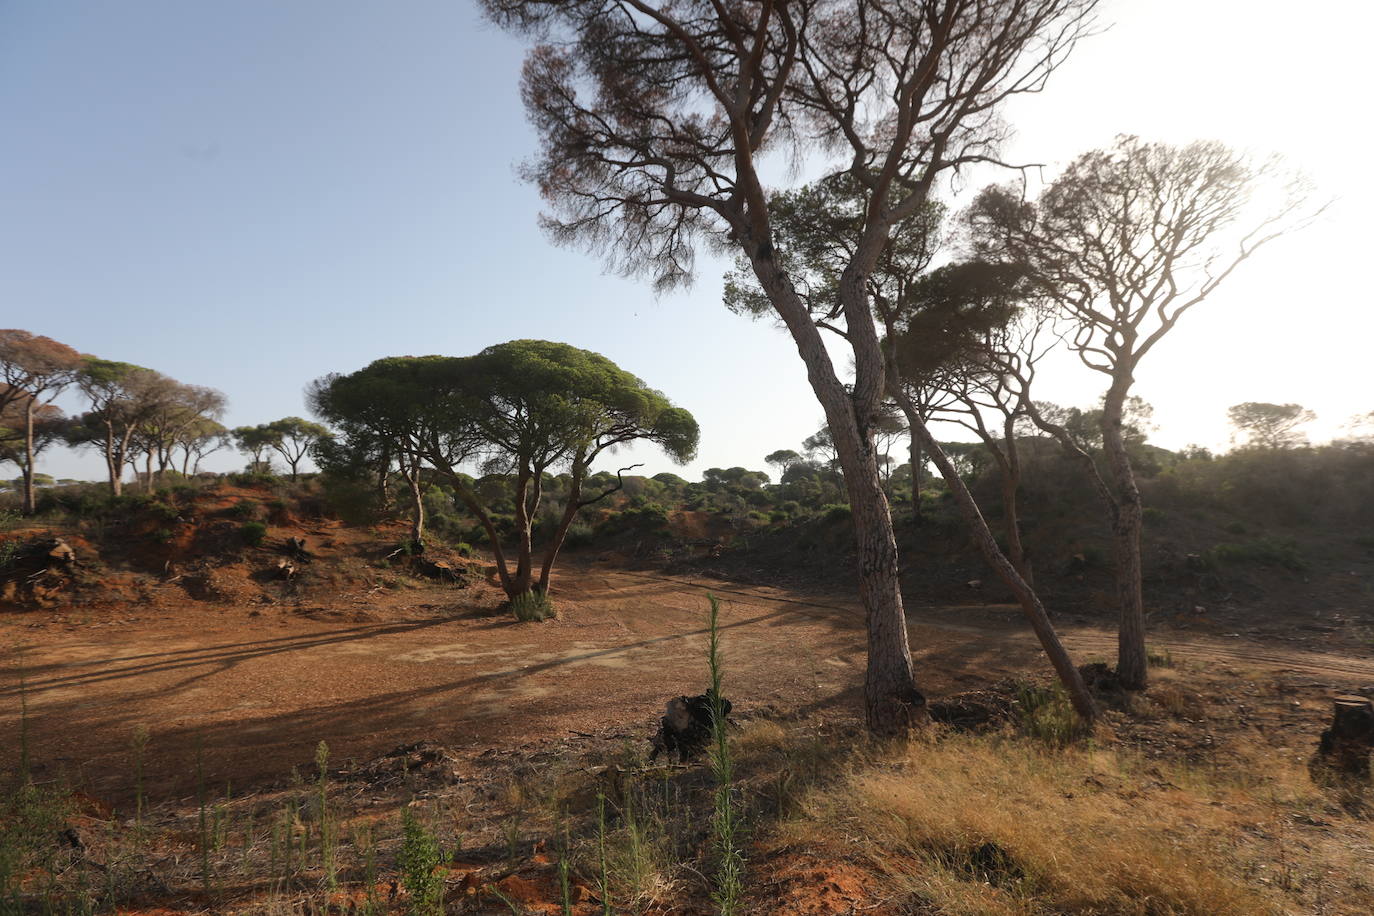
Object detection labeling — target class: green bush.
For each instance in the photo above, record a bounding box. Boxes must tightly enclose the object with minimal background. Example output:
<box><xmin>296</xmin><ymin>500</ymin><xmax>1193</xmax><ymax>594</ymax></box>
<box><xmin>820</xmin><ymin>503</ymin><xmax>852</xmax><ymax>524</ymax></box>
<box><xmin>1204</xmin><ymin>537</ymin><xmax>1306</xmax><ymax>572</ymax></box>
<box><xmin>228</xmin><ymin>471</ymin><xmax>277</xmax><ymax>488</ymax></box>
<box><xmin>399</xmin><ymin>809</ymin><xmax>443</xmax><ymax>916</ymax></box>
<box><xmin>508</xmin><ymin>590</ymin><xmax>555</xmax><ymax>622</ymax></box>
<box><xmin>239</xmin><ymin>521</ymin><xmax>268</xmax><ymax>547</ymax></box>
<box><xmin>562</xmin><ymin>523</ymin><xmax>594</xmax><ymax>549</ymax></box>
<box><xmin>227</xmin><ymin>500</ymin><xmax>262</xmax><ymax>520</ymax></box>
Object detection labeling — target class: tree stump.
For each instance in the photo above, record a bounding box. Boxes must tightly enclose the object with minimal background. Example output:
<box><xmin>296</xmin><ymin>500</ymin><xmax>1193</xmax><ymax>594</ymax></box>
<box><xmin>1312</xmin><ymin>695</ymin><xmax>1374</xmax><ymax>781</ymax></box>
<box><xmin>649</xmin><ymin>692</ymin><xmax>731</xmax><ymax>762</ymax></box>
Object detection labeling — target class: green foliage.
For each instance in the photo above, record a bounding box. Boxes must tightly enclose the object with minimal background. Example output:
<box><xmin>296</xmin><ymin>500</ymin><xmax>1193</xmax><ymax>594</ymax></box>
<box><xmin>238</xmin><ymin>521</ymin><xmax>268</xmax><ymax>547</ymax></box>
<box><xmin>563</xmin><ymin>523</ymin><xmax>595</xmax><ymax>549</ymax></box>
<box><xmin>399</xmin><ymin>808</ymin><xmax>444</xmax><ymax>916</ymax></box>
<box><xmin>1228</xmin><ymin>401</ymin><xmax>1315</xmax><ymax>450</ymax></box>
<box><xmin>509</xmin><ymin>590</ymin><xmax>556</xmax><ymax>622</ymax></box>
<box><xmin>226</xmin><ymin>500</ymin><xmax>261</xmax><ymax>519</ymax></box>
<box><xmin>1203</xmin><ymin>537</ymin><xmax>1306</xmax><ymax>572</ymax></box>
<box><xmin>820</xmin><ymin>503</ymin><xmax>851</xmax><ymax>524</ymax></box>
<box><xmin>0</xmin><ymin>781</ymin><xmax>71</xmax><ymax>909</ymax></box>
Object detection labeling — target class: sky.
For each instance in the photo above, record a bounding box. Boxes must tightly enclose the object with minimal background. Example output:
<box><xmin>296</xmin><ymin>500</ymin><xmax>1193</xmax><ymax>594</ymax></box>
<box><xmin>2</xmin><ymin>0</ymin><xmax>1370</xmax><ymax>483</ymax></box>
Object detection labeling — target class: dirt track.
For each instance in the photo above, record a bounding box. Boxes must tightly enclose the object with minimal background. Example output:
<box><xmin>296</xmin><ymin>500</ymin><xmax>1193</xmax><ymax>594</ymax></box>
<box><xmin>3</xmin><ymin>560</ymin><xmax>1372</xmax><ymax>801</ymax></box>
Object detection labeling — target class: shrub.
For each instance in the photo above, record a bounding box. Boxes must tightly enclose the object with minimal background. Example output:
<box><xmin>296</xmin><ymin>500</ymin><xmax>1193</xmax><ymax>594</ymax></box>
<box><xmin>562</xmin><ymin>523</ymin><xmax>594</xmax><ymax>549</ymax></box>
<box><xmin>399</xmin><ymin>809</ymin><xmax>443</xmax><ymax>916</ymax></box>
<box><xmin>1204</xmin><ymin>536</ymin><xmax>1306</xmax><ymax>572</ymax></box>
<box><xmin>226</xmin><ymin>501</ymin><xmax>262</xmax><ymax>520</ymax></box>
<box><xmin>238</xmin><ymin>521</ymin><xmax>268</xmax><ymax>547</ymax></box>
<box><xmin>509</xmin><ymin>590</ymin><xmax>555</xmax><ymax>622</ymax></box>
<box><xmin>820</xmin><ymin>503</ymin><xmax>852</xmax><ymax>524</ymax></box>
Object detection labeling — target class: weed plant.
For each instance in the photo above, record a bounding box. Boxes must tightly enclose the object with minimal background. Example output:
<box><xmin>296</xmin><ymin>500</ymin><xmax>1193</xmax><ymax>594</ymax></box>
<box><xmin>706</xmin><ymin>594</ymin><xmax>744</xmax><ymax>915</ymax></box>
<box><xmin>399</xmin><ymin>807</ymin><xmax>443</xmax><ymax>915</ymax></box>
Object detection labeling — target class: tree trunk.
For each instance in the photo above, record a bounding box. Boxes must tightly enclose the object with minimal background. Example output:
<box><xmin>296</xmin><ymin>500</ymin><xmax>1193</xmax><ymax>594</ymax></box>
<box><xmin>752</xmin><ymin>246</ymin><xmax>922</xmax><ymax>737</ymax></box>
<box><xmin>538</xmin><ymin>460</ymin><xmax>587</xmax><ymax>596</ymax></box>
<box><xmin>21</xmin><ymin>399</ymin><xmax>37</xmax><ymax>515</ymax></box>
<box><xmin>510</xmin><ymin>468</ymin><xmax>535</xmax><ymax>597</ymax></box>
<box><xmin>909</xmin><ymin>434</ymin><xmax>923</xmax><ymax>522</ymax></box>
<box><xmin>999</xmin><ymin>417</ymin><xmax>1032</xmax><ymax>588</ymax></box>
<box><xmin>448</xmin><ymin>478</ymin><xmax>516</xmax><ymax>596</ymax></box>
<box><xmin>1101</xmin><ymin>378</ymin><xmax>1148</xmax><ymax>690</ymax></box>
<box><xmin>405</xmin><ymin>461</ymin><xmax>425</xmax><ymax>551</ymax></box>
<box><xmin>103</xmin><ymin>425</ymin><xmax>122</xmax><ymax>497</ymax></box>
<box><xmin>910</xmin><ymin>410</ymin><xmax>1097</xmax><ymax>722</ymax></box>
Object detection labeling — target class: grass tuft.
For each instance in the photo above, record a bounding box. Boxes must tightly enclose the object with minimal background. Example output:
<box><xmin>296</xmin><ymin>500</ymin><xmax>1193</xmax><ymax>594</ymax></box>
<box><xmin>509</xmin><ymin>590</ymin><xmax>556</xmax><ymax>622</ymax></box>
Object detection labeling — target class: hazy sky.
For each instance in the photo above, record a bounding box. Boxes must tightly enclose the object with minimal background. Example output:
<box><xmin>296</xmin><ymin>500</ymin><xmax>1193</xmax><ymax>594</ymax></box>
<box><xmin>3</xmin><ymin>0</ymin><xmax>1369</xmax><ymax>482</ymax></box>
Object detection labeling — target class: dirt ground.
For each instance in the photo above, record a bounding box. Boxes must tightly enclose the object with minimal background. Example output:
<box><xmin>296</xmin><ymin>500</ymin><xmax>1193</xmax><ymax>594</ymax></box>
<box><xmin>3</xmin><ymin>557</ymin><xmax>1373</xmax><ymax>805</ymax></box>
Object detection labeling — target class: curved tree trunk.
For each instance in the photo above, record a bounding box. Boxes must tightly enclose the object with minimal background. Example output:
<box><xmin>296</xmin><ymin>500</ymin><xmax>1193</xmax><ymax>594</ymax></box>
<box><xmin>751</xmin><ymin>247</ymin><xmax>923</xmax><ymax>737</ymax></box>
<box><xmin>1101</xmin><ymin>379</ymin><xmax>1147</xmax><ymax>689</ymax></box>
<box><xmin>448</xmin><ymin>477</ymin><xmax>516</xmax><ymax>597</ymax></box>
<box><xmin>538</xmin><ymin>463</ymin><xmax>586</xmax><ymax>596</ymax></box>
<box><xmin>909</xmin><ymin>410</ymin><xmax>1097</xmax><ymax>722</ymax></box>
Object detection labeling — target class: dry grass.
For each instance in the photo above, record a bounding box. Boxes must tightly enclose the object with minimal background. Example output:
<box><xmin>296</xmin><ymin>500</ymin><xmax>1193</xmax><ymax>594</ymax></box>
<box><xmin>774</xmin><ymin>731</ymin><xmax>1374</xmax><ymax>915</ymax></box>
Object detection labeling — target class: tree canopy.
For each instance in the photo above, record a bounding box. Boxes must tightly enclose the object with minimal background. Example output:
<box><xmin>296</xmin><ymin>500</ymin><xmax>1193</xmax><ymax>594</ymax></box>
<box><xmin>312</xmin><ymin>340</ymin><xmax>698</xmax><ymax>604</ymax></box>
<box><xmin>1228</xmin><ymin>402</ymin><xmax>1315</xmax><ymax>450</ymax></box>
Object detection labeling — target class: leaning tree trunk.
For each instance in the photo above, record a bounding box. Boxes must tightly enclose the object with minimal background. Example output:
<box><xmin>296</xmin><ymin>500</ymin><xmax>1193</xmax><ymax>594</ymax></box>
<box><xmin>905</xmin><ymin>398</ymin><xmax>1096</xmax><ymax>722</ymax></box>
<box><xmin>538</xmin><ymin>460</ymin><xmax>587</xmax><ymax>596</ymax></box>
<box><xmin>21</xmin><ymin>400</ymin><xmax>37</xmax><ymax>515</ymax></box>
<box><xmin>1101</xmin><ymin>379</ymin><xmax>1148</xmax><ymax>690</ymax></box>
